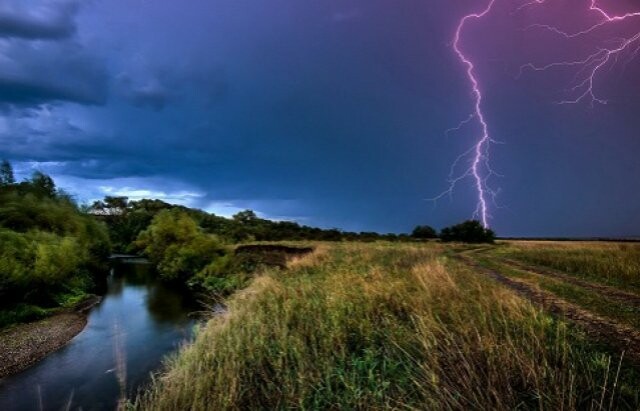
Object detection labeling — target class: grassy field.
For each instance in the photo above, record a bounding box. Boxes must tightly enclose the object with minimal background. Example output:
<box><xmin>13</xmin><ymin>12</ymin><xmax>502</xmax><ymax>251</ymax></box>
<box><xmin>469</xmin><ymin>241</ymin><xmax>640</xmax><ymax>331</ymax></box>
<box><xmin>135</xmin><ymin>242</ymin><xmax>640</xmax><ymax>410</ymax></box>
<box><xmin>491</xmin><ymin>241</ymin><xmax>640</xmax><ymax>293</ymax></box>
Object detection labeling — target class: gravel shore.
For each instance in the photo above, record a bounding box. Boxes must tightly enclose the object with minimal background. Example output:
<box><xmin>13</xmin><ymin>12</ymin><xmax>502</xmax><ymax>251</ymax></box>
<box><xmin>0</xmin><ymin>296</ymin><xmax>101</xmax><ymax>379</ymax></box>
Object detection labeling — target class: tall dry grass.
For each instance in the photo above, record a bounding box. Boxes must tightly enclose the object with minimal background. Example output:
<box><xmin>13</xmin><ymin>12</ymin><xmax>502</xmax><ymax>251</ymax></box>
<box><xmin>496</xmin><ymin>241</ymin><xmax>640</xmax><ymax>293</ymax></box>
<box><xmin>135</xmin><ymin>243</ymin><xmax>639</xmax><ymax>410</ymax></box>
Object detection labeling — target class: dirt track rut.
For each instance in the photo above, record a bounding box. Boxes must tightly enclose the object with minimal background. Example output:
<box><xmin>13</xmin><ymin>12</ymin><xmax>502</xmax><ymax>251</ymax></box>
<box><xmin>455</xmin><ymin>253</ymin><xmax>640</xmax><ymax>366</ymax></box>
<box><xmin>499</xmin><ymin>258</ymin><xmax>640</xmax><ymax>308</ymax></box>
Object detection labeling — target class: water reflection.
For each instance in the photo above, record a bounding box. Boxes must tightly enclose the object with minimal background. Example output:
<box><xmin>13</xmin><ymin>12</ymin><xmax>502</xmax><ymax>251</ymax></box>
<box><xmin>0</xmin><ymin>261</ymin><xmax>198</xmax><ymax>411</ymax></box>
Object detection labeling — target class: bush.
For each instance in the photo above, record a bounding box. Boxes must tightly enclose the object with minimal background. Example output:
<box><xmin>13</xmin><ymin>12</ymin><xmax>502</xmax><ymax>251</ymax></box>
<box><xmin>0</xmin><ymin>304</ymin><xmax>49</xmax><ymax>328</ymax></box>
<box><xmin>33</xmin><ymin>234</ymin><xmax>85</xmax><ymax>287</ymax></box>
<box><xmin>0</xmin><ymin>229</ymin><xmax>99</xmax><ymax>309</ymax></box>
<box><xmin>191</xmin><ymin>254</ymin><xmax>251</xmax><ymax>294</ymax></box>
<box><xmin>136</xmin><ymin>210</ymin><xmax>229</xmax><ymax>282</ymax></box>
<box><xmin>411</xmin><ymin>225</ymin><xmax>438</xmax><ymax>239</ymax></box>
<box><xmin>0</xmin><ymin>164</ymin><xmax>111</xmax><ymax>325</ymax></box>
<box><xmin>0</xmin><ymin>229</ymin><xmax>32</xmax><ymax>293</ymax></box>
<box><xmin>440</xmin><ymin>220</ymin><xmax>495</xmax><ymax>243</ymax></box>
<box><xmin>158</xmin><ymin>237</ymin><xmax>227</xmax><ymax>281</ymax></box>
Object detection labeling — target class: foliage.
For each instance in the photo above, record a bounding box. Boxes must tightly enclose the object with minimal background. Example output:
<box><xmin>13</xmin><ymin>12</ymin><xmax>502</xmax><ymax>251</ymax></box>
<box><xmin>28</xmin><ymin>171</ymin><xmax>57</xmax><ymax>198</ymax></box>
<box><xmin>91</xmin><ymin>197</ymin><xmax>416</xmax><ymax>253</ymax></box>
<box><xmin>89</xmin><ymin>197</ymin><xmax>160</xmax><ymax>252</ymax></box>
<box><xmin>440</xmin><ymin>220</ymin><xmax>495</xmax><ymax>243</ymax></box>
<box><xmin>0</xmin><ymin>160</ymin><xmax>15</xmax><ymax>186</ymax></box>
<box><xmin>0</xmin><ymin>161</ymin><xmax>111</xmax><ymax>326</ymax></box>
<box><xmin>135</xmin><ymin>210</ymin><xmax>228</xmax><ymax>283</ymax></box>
<box><xmin>193</xmin><ymin>254</ymin><xmax>250</xmax><ymax>295</ymax></box>
<box><xmin>0</xmin><ymin>304</ymin><xmax>49</xmax><ymax>328</ymax></box>
<box><xmin>411</xmin><ymin>225</ymin><xmax>438</xmax><ymax>239</ymax></box>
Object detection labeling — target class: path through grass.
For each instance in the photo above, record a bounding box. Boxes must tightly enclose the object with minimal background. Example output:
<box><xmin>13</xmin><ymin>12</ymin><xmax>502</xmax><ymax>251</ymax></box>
<box><xmin>136</xmin><ymin>242</ymin><xmax>640</xmax><ymax>410</ymax></box>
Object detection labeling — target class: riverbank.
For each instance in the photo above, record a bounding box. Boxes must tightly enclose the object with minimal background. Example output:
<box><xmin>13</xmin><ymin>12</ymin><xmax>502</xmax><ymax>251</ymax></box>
<box><xmin>135</xmin><ymin>242</ymin><xmax>640</xmax><ymax>410</ymax></box>
<box><xmin>0</xmin><ymin>295</ymin><xmax>101</xmax><ymax>379</ymax></box>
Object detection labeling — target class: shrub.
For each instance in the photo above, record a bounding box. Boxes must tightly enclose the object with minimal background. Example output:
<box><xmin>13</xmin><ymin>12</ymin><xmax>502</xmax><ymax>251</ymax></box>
<box><xmin>0</xmin><ymin>165</ymin><xmax>111</xmax><ymax>324</ymax></box>
<box><xmin>0</xmin><ymin>229</ymin><xmax>99</xmax><ymax>309</ymax></box>
<box><xmin>0</xmin><ymin>304</ymin><xmax>49</xmax><ymax>328</ymax></box>
<box><xmin>440</xmin><ymin>220</ymin><xmax>495</xmax><ymax>243</ymax></box>
<box><xmin>33</xmin><ymin>234</ymin><xmax>84</xmax><ymax>286</ymax></box>
<box><xmin>136</xmin><ymin>210</ymin><xmax>229</xmax><ymax>283</ymax></box>
<box><xmin>411</xmin><ymin>225</ymin><xmax>438</xmax><ymax>239</ymax></box>
<box><xmin>191</xmin><ymin>254</ymin><xmax>250</xmax><ymax>294</ymax></box>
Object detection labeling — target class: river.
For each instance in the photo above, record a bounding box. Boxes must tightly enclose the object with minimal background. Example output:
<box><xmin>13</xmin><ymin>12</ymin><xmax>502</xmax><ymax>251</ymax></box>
<box><xmin>0</xmin><ymin>261</ymin><xmax>200</xmax><ymax>411</ymax></box>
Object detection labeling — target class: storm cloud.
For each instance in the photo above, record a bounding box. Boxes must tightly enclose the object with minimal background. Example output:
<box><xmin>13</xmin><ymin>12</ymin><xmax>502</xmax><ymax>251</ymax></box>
<box><xmin>0</xmin><ymin>1</ymin><xmax>106</xmax><ymax>108</ymax></box>
<box><xmin>0</xmin><ymin>0</ymin><xmax>79</xmax><ymax>40</ymax></box>
<box><xmin>0</xmin><ymin>41</ymin><xmax>107</xmax><ymax>107</ymax></box>
<box><xmin>1</xmin><ymin>0</ymin><xmax>639</xmax><ymax>237</ymax></box>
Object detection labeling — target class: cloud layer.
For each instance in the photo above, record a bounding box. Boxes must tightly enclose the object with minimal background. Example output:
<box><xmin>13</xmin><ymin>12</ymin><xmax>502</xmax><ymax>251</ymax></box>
<box><xmin>1</xmin><ymin>0</ymin><xmax>639</xmax><ymax>237</ymax></box>
<box><xmin>0</xmin><ymin>0</ymin><xmax>79</xmax><ymax>40</ymax></box>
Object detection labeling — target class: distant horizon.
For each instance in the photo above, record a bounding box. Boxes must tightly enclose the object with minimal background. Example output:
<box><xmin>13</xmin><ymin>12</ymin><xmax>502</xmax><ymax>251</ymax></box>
<box><xmin>18</xmin><ymin>167</ymin><xmax>640</xmax><ymax>239</ymax></box>
<box><xmin>1</xmin><ymin>0</ymin><xmax>639</xmax><ymax>238</ymax></box>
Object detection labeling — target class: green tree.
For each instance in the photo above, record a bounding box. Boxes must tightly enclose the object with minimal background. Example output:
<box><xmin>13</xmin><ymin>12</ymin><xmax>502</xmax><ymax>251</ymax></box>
<box><xmin>135</xmin><ymin>210</ymin><xmax>200</xmax><ymax>262</ymax></box>
<box><xmin>0</xmin><ymin>160</ymin><xmax>15</xmax><ymax>186</ymax></box>
<box><xmin>233</xmin><ymin>210</ymin><xmax>258</xmax><ymax>224</ymax></box>
<box><xmin>104</xmin><ymin>196</ymin><xmax>129</xmax><ymax>214</ymax></box>
<box><xmin>135</xmin><ymin>210</ymin><xmax>227</xmax><ymax>281</ymax></box>
<box><xmin>0</xmin><ymin>185</ymin><xmax>111</xmax><ymax>323</ymax></box>
<box><xmin>440</xmin><ymin>220</ymin><xmax>495</xmax><ymax>243</ymax></box>
<box><xmin>411</xmin><ymin>225</ymin><xmax>438</xmax><ymax>239</ymax></box>
<box><xmin>29</xmin><ymin>171</ymin><xmax>56</xmax><ymax>198</ymax></box>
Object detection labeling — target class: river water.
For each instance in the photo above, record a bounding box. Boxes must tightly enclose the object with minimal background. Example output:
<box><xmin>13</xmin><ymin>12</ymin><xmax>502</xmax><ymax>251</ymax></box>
<box><xmin>0</xmin><ymin>261</ymin><xmax>199</xmax><ymax>411</ymax></box>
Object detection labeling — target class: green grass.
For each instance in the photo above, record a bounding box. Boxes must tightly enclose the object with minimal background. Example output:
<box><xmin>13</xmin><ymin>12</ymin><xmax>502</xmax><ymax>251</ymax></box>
<box><xmin>475</xmin><ymin>256</ymin><xmax>640</xmax><ymax>330</ymax></box>
<box><xmin>135</xmin><ymin>243</ymin><xmax>640</xmax><ymax>410</ymax></box>
<box><xmin>493</xmin><ymin>241</ymin><xmax>640</xmax><ymax>294</ymax></box>
<box><xmin>0</xmin><ymin>304</ymin><xmax>51</xmax><ymax>328</ymax></box>
<box><xmin>0</xmin><ymin>288</ymin><xmax>93</xmax><ymax>329</ymax></box>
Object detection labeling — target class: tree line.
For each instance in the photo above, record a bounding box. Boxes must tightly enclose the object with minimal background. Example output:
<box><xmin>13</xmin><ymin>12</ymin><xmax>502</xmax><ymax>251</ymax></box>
<box><xmin>91</xmin><ymin>197</ymin><xmax>495</xmax><ymax>254</ymax></box>
<box><xmin>412</xmin><ymin>221</ymin><xmax>495</xmax><ymax>243</ymax></box>
<box><xmin>0</xmin><ymin>159</ymin><xmax>494</xmax><ymax>327</ymax></box>
<box><xmin>89</xmin><ymin>197</ymin><xmax>412</xmax><ymax>253</ymax></box>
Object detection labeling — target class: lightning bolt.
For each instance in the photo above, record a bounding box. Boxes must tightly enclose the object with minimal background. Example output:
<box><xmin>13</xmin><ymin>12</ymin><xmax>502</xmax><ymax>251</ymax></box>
<box><xmin>433</xmin><ymin>0</ymin><xmax>497</xmax><ymax>228</ymax></box>
<box><xmin>519</xmin><ymin>0</ymin><xmax>640</xmax><ymax>105</ymax></box>
<box><xmin>435</xmin><ymin>0</ymin><xmax>637</xmax><ymax>228</ymax></box>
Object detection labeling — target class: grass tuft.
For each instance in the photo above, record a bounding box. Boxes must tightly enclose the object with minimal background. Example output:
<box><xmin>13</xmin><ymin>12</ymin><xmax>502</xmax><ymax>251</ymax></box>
<box><xmin>135</xmin><ymin>243</ymin><xmax>640</xmax><ymax>410</ymax></box>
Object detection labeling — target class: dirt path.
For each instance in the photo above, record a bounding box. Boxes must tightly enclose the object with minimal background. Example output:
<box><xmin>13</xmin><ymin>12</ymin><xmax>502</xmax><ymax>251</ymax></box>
<box><xmin>455</xmin><ymin>253</ymin><xmax>640</xmax><ymax>366</ymax></box>
<box><xmin>0</xmin><ymin>296</ymin><xmax>100</xmax><ymax>379</ymax></box>
<box><xmin>499</xmin><ymin>258</ymin><xmax>640</xmax><ymax>308</ymax></box>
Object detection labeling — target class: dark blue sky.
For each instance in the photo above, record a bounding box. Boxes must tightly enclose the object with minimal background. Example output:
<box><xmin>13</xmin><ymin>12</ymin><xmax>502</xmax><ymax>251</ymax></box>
<box><xmin>1</xmin><ymin>0</ymin><xmax>639</xmax><ymax>237</ymax></box>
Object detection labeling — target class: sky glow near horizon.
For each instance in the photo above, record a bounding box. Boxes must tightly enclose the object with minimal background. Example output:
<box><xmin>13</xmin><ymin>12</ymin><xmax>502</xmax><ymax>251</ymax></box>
<box><xmin>1</xmin><ymin>0</ymin><xmax>639</xmax><ymax>236</ymax></box>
